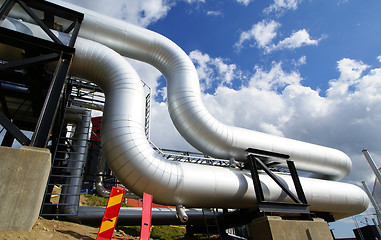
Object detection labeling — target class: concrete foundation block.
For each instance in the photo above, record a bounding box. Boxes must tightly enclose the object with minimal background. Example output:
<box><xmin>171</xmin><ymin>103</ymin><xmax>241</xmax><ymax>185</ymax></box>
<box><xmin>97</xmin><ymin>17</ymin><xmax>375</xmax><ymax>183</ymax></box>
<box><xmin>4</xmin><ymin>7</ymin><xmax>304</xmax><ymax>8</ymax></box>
<box><xmin>248</xmin><ymin>216</ymin><xmax>333</xmax><ymax>240</ymax></box>
<box><xmin>0</xmin><ymin>146</ymin><xmax>51</xmax><ymax>232</ymax></box>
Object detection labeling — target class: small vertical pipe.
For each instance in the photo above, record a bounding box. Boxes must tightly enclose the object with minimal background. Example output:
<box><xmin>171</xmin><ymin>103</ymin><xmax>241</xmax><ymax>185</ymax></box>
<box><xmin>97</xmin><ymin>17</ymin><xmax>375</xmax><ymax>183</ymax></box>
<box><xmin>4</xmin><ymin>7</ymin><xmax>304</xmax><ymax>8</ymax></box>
<box><xmin>362</xmin><ymin>149</ymin><xmax>381</xmax><ymax>185</ymax></box>
<box><xmin>362</xmin><ymin>181</ymin><xmax>381</xmax><ymax>226</ymax></box>
<box><xmin>371</xmin><ymin>218</ymin><xmax>381</xmax><ymax>237</ymax></box>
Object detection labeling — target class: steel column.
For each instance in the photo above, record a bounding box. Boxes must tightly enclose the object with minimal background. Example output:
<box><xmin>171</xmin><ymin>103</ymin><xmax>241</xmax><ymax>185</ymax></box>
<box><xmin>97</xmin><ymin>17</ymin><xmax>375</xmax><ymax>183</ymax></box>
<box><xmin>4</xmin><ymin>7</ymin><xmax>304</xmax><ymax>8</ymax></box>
<box><xmin>17</xmin><ymin>0</ymin><xmax>64</xmax><ymax>45</ymax></box>
<box><xmin>287</xmin><ymin>160</ymin><xmax>308</xmax><ymax>204</ymax></box>
<box><xmin>0</xmin><ymin>0</ymin><xmax>15</xmax><ymax>21</ymax></box>
<box><xmin>0</xmin><ymin>110</ymin><xmax>30</xmax><ymax>145</ymax></box>
<box><xmin>0</xmin><ymin>53</ymin><xmax>60</xmax><ymax>71</ymax></box>
<box><xmin>247</xmin><ymin>155</ymin><xmax>265</xmax><ymax>202</ymax></box>
<box><xmin>246</xmin><ymin>150</ymin><xmax>310</xmax><ymax>215</ymax></box>
<box><xmin>30</xmin><ymin>56</ymin><xmax>72</xmax><ymax>148</ymax></box>
<box><xmin>252</xmin><ymin>156</ymin><xmax>302</xmax><ymax>204</ymax></box>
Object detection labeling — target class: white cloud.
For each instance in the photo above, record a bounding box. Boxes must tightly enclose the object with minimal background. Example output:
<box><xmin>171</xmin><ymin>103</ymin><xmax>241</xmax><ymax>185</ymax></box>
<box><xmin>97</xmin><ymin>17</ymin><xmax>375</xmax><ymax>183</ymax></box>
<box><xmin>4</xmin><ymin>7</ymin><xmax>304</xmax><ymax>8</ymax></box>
<box><xmin>150</xmin><ymin>53</ymin><xmax>381</xmax><ymax>186</ymax></box>
<box><xmin>236</xmin><ymin>0</ymin><xmax>254</xmax><ymax>6</ymax></box>
<box><xmin>235</xmin><ymin>22</ymin><xmax>323</xmax><ymax>53</ymax></box>
<box><xmin>234</xmin><ymin>20</ymin><xmax>281</xmax><ymax>51</ymax></box>
<box><xmin>249</xmin><ymin>62</ymin><xmax>301</xmax><ymax>91</ymax></box>
<box><xmin>190</xmin><ymin>57</ymin><xmax>381</xmax><ymax>190</ymax></box>
<box><xmin>189</xmin><ymin>50</ymin><xmax>241</xmax><ymax>91</ymax></box>
<box><xmin>127</xmin><ymin>58</ymin><xmax>162</xmax><ymax>94</ymax></box>
<box><xmin>268</xmin><ymin>29</ymin><xmax>322</xmax><ymax>52</ymax></box>
<box><xmin>149</xmin><ymin>101</ymin><xmax>195</xmax><ymax>151</ymax></box>
<box><xmin>337</xmin><ymin>0</ymin><xmax>349</xmax><ymax>5</ymax></box>
<box><xmin>265</xmin><ymin>0</ymin><xmax>303</xmax><ymax>14</ymax></box>
<box><xmin>377</xmin><ymin>55</ymin><xmax>381</xmax><ymax>63</ymax></box>
<box><xmin>61</xmin><ymin>0</ymin><xmax>173</xmax><ymax>27</ymax></box>
<box><xmin>298</xmin><ymin>55</ymin><xmax>307</xmax><ymax>65</ymax></box>
<box><xmin>294</xmin><ymin>55</ymin><xmax>307</xmax><ymax>66</ymax></box>
<box><xmin>185</xmin><ymin>0</ymin><xmax>206</xmax><ymax>3</ymax></box>
<box><xmin>327</xmin><ymin>58</ymin><xmax>369</xmax><ymax>97</ymax></box>
<box><xmin>207</xmin><ymin>10</ymin><xmax>222</xmax><ymax>16</ymax></box>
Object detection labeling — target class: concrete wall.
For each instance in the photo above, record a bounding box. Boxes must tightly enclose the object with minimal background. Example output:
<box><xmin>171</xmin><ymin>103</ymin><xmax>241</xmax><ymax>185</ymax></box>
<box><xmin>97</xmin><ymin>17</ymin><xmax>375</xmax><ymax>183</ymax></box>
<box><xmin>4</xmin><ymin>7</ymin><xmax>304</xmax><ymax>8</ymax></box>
<box><xmin>248</xmin><ymin>216</ymin><xmax>333</xmax><ymax>240</ymax></box>
<box><xmin>0</xmin><ymin>146</ymin><xmax>51</xmax><ymax>232</ymax></box>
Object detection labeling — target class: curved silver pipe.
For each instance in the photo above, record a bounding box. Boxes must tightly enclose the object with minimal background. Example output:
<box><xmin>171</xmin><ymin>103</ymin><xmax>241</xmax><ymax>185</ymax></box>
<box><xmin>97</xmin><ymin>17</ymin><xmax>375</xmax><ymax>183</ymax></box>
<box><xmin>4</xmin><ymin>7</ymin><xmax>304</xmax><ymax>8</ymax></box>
<box><xmin>0</xmin><ymin>18</ymin><xmax>368</xmax><ymax>219</ymax></box>
<box><xmin>95</xmin><ymin>150</ymin><xmax>111</xmax><ymax>198</ymax></box>
<box><xmin>1</xmin><ymin>0</ymin><xmax>350</xmax><ymax>180</ymax></box>
<box><xmin>28</xmin><ymin>0</ymin><xmax>350</xmax><ymax>180</ymax></box>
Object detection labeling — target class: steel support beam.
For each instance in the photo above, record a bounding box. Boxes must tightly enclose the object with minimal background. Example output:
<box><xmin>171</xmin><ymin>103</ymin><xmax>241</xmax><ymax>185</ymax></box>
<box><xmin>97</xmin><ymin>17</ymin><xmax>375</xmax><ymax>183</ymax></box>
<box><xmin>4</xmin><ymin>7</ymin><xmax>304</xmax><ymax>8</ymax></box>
<box><xmin>68</xmin><ymin>20</ymin><xmax>81</xmax><ymax>48</ymax></box>
<box><xmin>363</xmin><ymin>149</ymin><xmax>381</xmax><ymax>185</ymax></box>
<box><xmin>251</xmin><ymin>155</ymin><xmax>302</xmax><ymax>204</ymax></box>
<box><xmin>0</xmin><ymin>0</ymin><xmax>83</xmax><ymax>148</ymax></box>
<box><xmin>1</xmin><ymin>131</ymin><xmax>15</xmax><ymax>146</ymax></box>
<box><xmin>0</xmin><ymin>82</ymin><xmax>10</xmax><ymax>117</ymax></box>
<box><xmin>0</xmin><ymin>110</ymin><xmax>30</xmax><ymax>145</ymax></box>
<box><xmin>246</xmin><ymin>149</ymin><xmax>310</xmax><ymax>215</ymax></box>
<box><xmin>0</xmin><ymin>53</ymin><xmax>60</xmax><ymax>71</ymax></box>
<box><xmin>287</xmin><ymin>160</ymin><xmax>308</xmax><ymax>204</ymax></box>
<box><xmin>0</xmin><ymin>27</ymin><xmax>75</xmax><ymax>54</ymax></box>
<box><xmin>247</xmin><ymin>155</ymin><xmax>265</xmax><ymax>202</ymax></box>
<box><xmin>17</xmin><ymin>0</ymin><xmax>63</xmax><ymax>45</ymax></box>
<box><xmin>0</xmin><ymin>0</ymin><xmax>15</xmax><ymax>21</ymax></box>
<box><xmin>30</xmin><ymin>56</ymin><xmax>72</xmax><ymax>148</ymax></box>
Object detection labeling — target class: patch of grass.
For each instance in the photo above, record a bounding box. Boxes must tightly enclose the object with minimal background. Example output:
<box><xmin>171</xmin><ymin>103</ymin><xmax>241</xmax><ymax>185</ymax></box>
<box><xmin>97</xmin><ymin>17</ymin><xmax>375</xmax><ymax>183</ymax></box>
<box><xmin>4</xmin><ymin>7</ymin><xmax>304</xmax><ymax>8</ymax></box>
<box><xmin>116</xmin><ymin>225</ymin><xmax>187</xmax><ymax>239</ymax></box>
<box><xmin>82</xmin><ymin>193</ymin><xmax>108</xmax><ymax>206</ymax></box>
<box><xmin>81</xmin><ymin>193</ymin><xmax>132</xmax><ymax>207</ymax></box>
<box><xmin>151</xmin><ymin>225</ymin><xmax>187</xmax><ymax>240</ymax></box>
<box><xmin>117</xmin><ymin>225</ymin><xmax>233</xmax><ymax>240</ymax></box>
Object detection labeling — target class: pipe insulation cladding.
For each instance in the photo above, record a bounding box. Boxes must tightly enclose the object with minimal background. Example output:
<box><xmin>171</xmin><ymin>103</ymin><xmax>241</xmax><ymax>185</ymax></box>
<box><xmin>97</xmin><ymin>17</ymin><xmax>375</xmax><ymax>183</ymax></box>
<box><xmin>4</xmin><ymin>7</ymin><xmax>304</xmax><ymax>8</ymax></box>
<box><xmin>6</xmin><ymin>0</ymin><xmax>351</xmax><ymax>181</ymax></box>
<box><xmin>0</xmin><ymin>2</ymin><xmax>369</xmax><ymax>220</ymax></box>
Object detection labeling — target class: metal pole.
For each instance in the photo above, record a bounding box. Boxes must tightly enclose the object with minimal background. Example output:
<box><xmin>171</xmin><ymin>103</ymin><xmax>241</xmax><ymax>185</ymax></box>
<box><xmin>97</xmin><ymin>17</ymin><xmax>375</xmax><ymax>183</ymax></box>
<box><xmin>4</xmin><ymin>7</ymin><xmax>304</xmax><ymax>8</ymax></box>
<box><xmin>361</xmin><ymin>181</ymin><xmax>381</xmax><ymax>225</ymax></box>
<box><xmin>371</xmin><ymin>218</ymin><xmax>381</xmax><ymax>238</ymax></box>
<box><xmin>362</xmin><ymin>149</ymin><xmax>381</xmax><ymax>185</ymax></box>
<box><xmin>287</xmin><ymin>160</ymin><xmax>308</xmax><ymax>204</ymax></box>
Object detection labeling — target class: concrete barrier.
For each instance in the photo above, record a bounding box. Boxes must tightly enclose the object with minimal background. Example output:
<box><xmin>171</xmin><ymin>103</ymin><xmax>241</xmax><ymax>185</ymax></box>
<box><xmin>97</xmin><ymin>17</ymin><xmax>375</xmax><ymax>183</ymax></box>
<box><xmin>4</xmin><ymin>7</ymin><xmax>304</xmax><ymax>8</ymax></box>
<box><xmin>0</xmin><ymin>146</ymin><xmax>51</xmax><ymax>232</ymax></box>
<box><xmin>248</xmin><ymin>216</ymin><xmax>333</xmax><ymax>240</ymax></box>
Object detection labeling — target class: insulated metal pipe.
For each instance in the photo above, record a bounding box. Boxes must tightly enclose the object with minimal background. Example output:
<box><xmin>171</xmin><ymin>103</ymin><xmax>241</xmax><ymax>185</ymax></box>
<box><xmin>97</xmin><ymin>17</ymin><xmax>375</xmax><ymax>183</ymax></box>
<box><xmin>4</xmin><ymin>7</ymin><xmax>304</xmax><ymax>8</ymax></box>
<box><xmin>95</xmin><ymin>150</ymin><xmax>111</xmax><ymax>198</ymax></box>
<box><xmin>5</xmin><ymin>0</ymin><xmax>351</xmax><ymax>180</ymax></box>
<box><xmin>0</xmin><ymin>16</ymin><xmax>369</xmax><ymax>220</ymax></box>
<box><xmin>58</xmin><ymin>107</ymin><xmax>91</xmax><ymax>219</ymax></box>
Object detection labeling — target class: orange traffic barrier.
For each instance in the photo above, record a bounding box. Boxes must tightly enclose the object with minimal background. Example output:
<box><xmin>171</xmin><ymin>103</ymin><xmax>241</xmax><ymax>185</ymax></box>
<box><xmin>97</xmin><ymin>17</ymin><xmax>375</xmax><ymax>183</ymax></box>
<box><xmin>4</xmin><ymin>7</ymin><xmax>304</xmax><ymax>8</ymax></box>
<box><xmin>96</xmin><ymin>186</ymin><xmax>126</xmax><ymax>240</ymax></box>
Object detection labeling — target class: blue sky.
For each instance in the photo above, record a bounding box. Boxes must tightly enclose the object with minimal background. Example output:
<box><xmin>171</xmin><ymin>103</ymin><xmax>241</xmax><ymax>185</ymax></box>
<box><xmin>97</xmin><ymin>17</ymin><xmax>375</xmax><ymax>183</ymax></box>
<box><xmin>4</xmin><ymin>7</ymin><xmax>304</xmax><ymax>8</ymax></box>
<box><xmin>60</xmin><ymin>0</ymin><xmax>381</xmax><ymax>238</ymax></box>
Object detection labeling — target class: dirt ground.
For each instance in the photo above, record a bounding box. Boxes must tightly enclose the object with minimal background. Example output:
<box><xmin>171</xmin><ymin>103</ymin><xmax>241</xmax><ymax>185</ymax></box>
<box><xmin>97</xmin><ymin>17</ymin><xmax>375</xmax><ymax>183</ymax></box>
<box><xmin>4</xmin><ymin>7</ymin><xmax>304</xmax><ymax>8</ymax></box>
<box><xmin>0</xmin><ymin>217</ymin><xmax>137</xmax><ymax>240</ymax></box>
<box><xmin>0</xmin><ymin>194</ymin><xmax>138</xmax><ymax>240</ymax></box>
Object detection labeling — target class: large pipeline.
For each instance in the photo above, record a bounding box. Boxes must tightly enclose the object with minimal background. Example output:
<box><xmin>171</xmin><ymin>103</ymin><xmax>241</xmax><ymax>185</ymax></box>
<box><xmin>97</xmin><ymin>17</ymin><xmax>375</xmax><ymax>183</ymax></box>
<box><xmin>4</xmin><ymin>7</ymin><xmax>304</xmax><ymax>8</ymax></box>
<box><xmin>0</xmin><ymin>3</ymin><xmax>368</xmax><ymax>220</ymax></box>
<box><xmin>6</xmin><ymin>0</ymin><xmax>350</xmax><ymax>181</ymax></box>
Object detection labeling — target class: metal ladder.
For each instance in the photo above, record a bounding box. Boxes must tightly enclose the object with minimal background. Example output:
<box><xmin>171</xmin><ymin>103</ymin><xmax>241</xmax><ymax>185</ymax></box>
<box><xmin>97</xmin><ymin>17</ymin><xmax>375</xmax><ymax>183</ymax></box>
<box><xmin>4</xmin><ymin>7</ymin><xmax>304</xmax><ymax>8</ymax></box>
<box><xmin>40</xmin><ymin>108</ymin><xmax>91</xmax><ymax>219</ymax></box>
<box><xmin>202</xmin><ymin>208</ymin><xmax>222</xmax><ymax>239</ymax></box>
<box><xmin>142</xmin><ymin>81</ymin><xmax>151</xmax><ymax>139</ymax></box>
<box><xmin>144</xmin><ymin>91</ymin><xmax>151</xmax><ymax>139</ymax></box>
<box><xmin>40</xmin><ymin>78</ymin><xmax>97</xmax><ymax>219</ymax></box>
